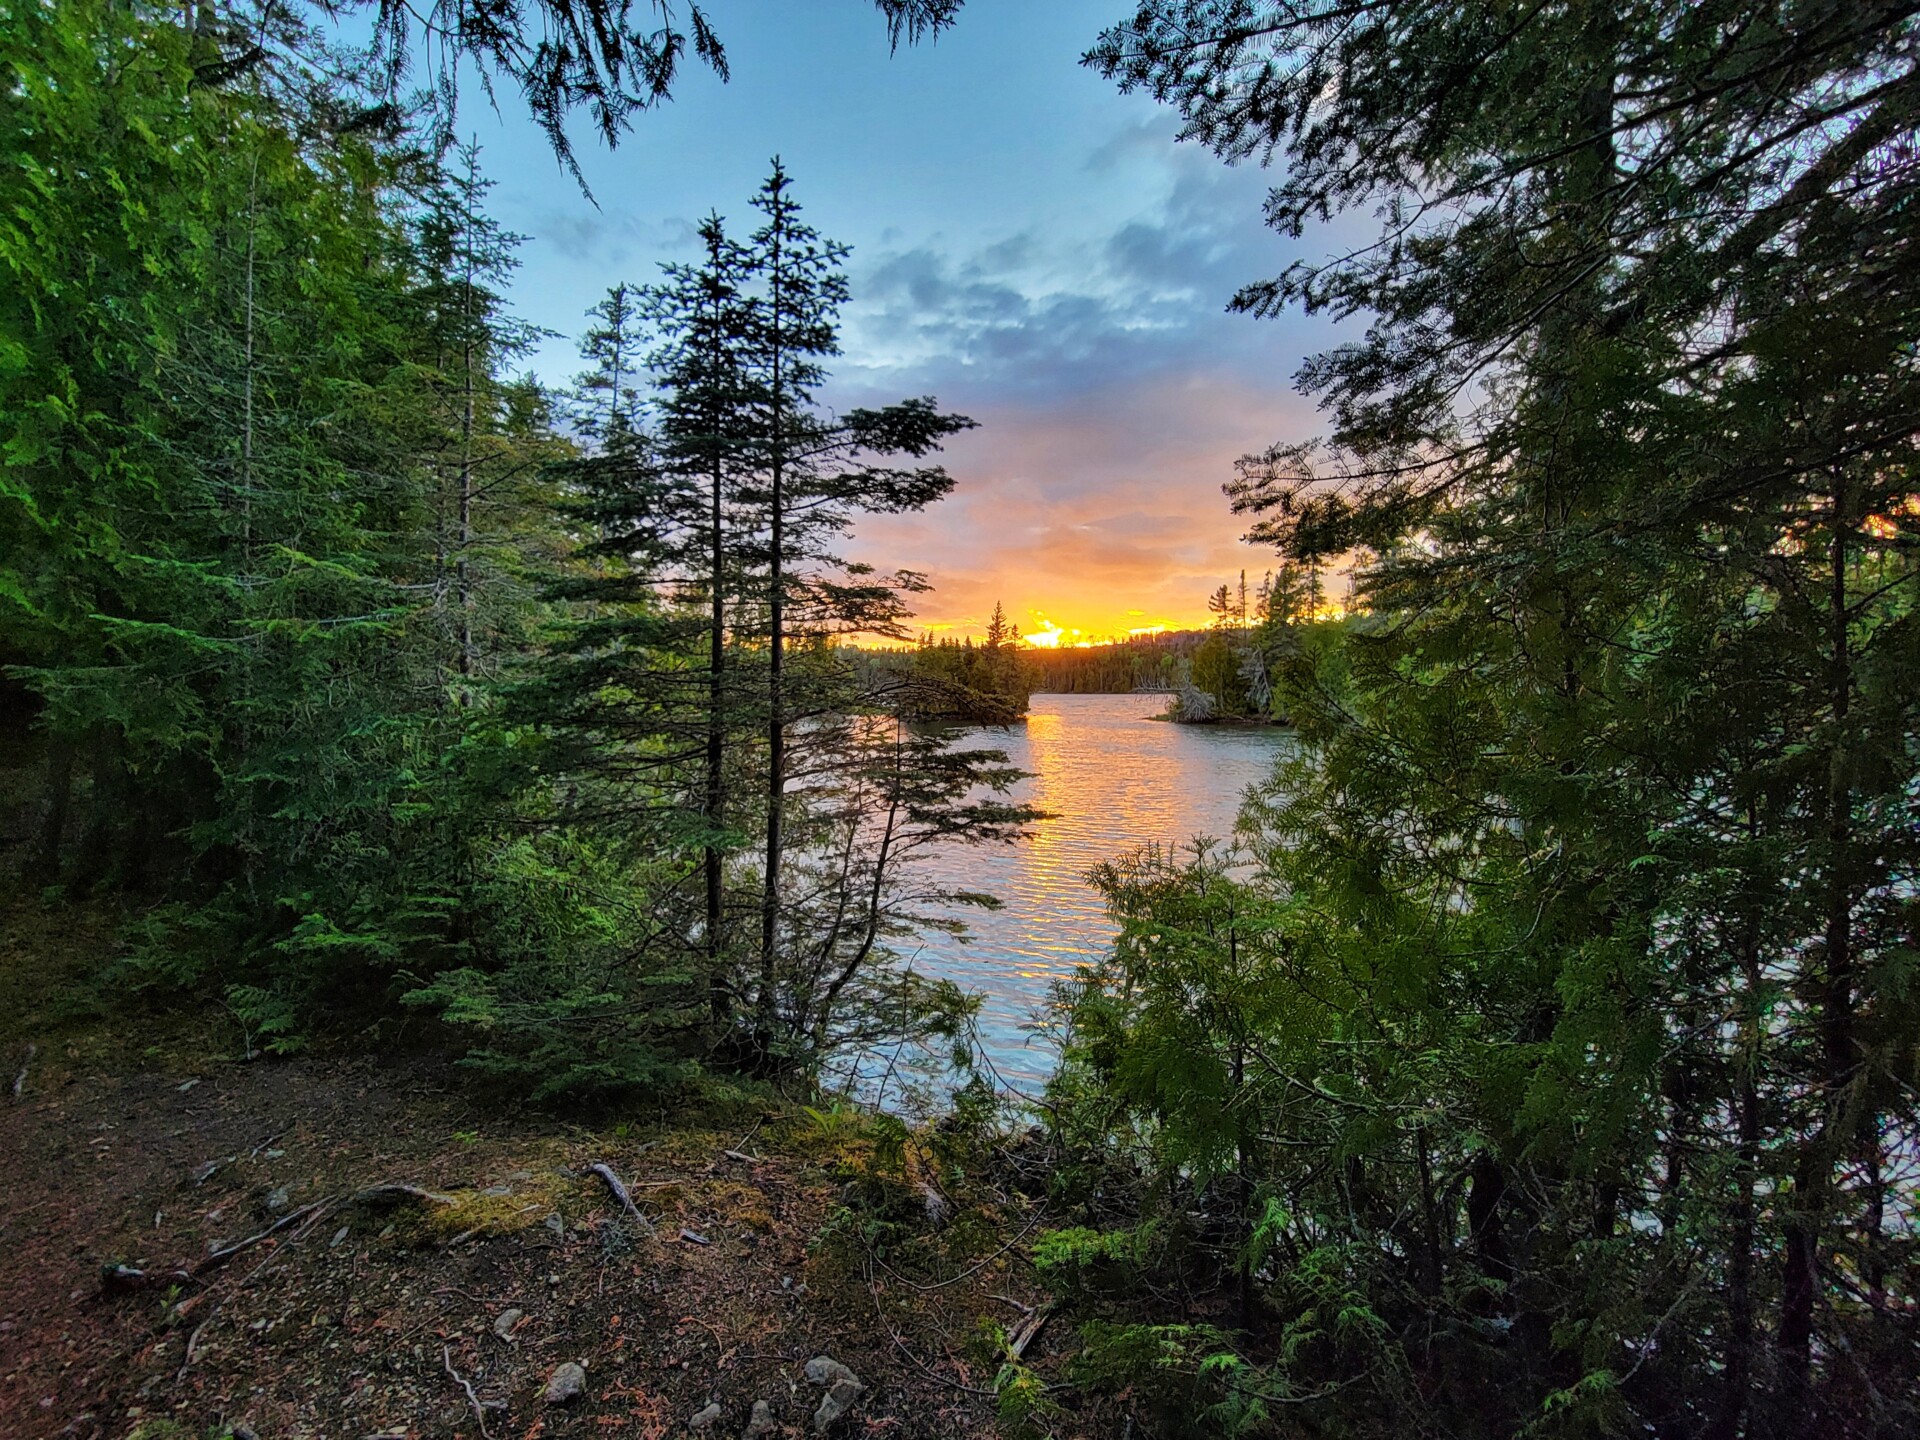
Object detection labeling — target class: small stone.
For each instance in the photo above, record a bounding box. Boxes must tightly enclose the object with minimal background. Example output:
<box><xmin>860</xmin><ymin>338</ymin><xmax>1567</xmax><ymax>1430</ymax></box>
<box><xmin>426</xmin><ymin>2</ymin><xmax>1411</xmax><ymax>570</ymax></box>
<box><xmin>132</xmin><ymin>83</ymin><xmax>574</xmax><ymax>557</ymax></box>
<box><xmin>813</xmin><ymin>1381</ymin><xmax>861</xmax><ymax>1434</ymax></box>
<box><xmin>803</xmin><ymin>1358</ymin><xmax>863</xmax><ymax>1434</ymax></box>
<box><xmin>481</xmin><ymin>1185</ymin><xmax>513</xmax><ymax>1198</ymax></box>
<box><xmin>803</xmin><ymin>1357</ymin><xmax>861</xmax><ymax>1391</ymax></box>
<box><xmin>542</xmin><ymin>1361</ymin><xmax>588</xmax><ymax>1405</ymax></box>
<box><xmin>262</xmin><ymin>1148</ymin><xmax>286</xmax><ymax>1160</ymax></box>
<box><xmin>547</xmin><ymin>1273</ymin><xmax>561</xmax><ymax>1286</ymax></box>
<box><xmin>688</xmin><ymin>1400</ymin><xmax>723</xmax><ymax>1431</ymax></box>
<box><xmin>543</xmin><ymin>1213</ymin><xmax>566</xmax><ymax>1239</ymax></box>
<box><xmin>329</xmin><ymin>1226</ymin><xmax>350</xmax><ymax>1249</ymax></box>
<box><xmin>264</xmin><ymin>1186</ymin><xmax>291</xmax><ymax>1212</ymax></box>
<box><xmin>378</xmin><ymin>1224</ymin><xmax>396</xmax><ymax>1240</ymax></box>
<box><xmin>493</xmin><ymin>1308</ymin><xmax>523</xmax><ymax>1340</ymax></box>
<box><xmin>743</xmin><ymin>1399</ymin><xmax>777</xmax><ymax>1438</ymax></box>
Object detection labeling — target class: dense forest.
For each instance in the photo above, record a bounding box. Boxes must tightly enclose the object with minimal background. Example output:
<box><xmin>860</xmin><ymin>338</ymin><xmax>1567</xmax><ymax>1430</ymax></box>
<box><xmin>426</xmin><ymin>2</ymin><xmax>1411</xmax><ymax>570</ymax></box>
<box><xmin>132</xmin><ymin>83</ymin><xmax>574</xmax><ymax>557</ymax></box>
<box><xmin>0</xmin><ymin>0</ymin><xmax>1030</xmax><ymax>1093</ymax></box>
<box><xmin>4</xmin><ymin>3</ymin><xmax>1918</xmax><ymax>1439</ymax></box>
<box><xmin>1036</xmin><ymin>3</ymin><xmax>1920</xmax><ymax>1436</ymax></box>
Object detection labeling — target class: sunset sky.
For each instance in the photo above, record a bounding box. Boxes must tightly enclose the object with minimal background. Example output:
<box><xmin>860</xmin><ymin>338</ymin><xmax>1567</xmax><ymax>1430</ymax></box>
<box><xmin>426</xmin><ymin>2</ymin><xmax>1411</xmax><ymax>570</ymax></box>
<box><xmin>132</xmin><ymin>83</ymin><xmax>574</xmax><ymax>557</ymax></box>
<box><xmin>448</xmin><ymin>0</ymin><xmax>1346</xmax><ymax>639</ymax></box>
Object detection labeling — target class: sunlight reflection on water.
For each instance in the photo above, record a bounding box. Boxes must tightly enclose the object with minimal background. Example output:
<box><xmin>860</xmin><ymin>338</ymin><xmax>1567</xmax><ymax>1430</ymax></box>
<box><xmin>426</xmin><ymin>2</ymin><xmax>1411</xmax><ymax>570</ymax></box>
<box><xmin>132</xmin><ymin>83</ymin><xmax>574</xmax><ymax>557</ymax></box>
<box><xmin>898</xmin><ymin>692</ymin><xmax>1292</xmax><ymax>1097</ymax></box>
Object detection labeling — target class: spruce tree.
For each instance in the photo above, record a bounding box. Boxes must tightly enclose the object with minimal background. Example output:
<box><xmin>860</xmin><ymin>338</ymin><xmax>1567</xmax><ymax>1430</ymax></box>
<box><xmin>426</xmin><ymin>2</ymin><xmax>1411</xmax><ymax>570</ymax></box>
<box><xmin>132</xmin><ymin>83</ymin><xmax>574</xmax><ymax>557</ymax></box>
<box><xmin>733</xmin><ymin>160</ymin><xmax>977</xmax><ymax>1061</ymax></box>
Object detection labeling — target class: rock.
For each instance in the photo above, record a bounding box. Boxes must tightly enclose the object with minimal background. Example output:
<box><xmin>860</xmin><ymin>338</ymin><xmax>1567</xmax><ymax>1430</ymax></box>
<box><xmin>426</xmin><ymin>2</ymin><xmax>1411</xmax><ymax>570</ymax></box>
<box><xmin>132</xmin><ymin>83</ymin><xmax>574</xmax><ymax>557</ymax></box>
<box><xmin>493</xmin><ymin>1308</ymin><xmax>523</xmax><ymax>1340</ymax></box>
<box><xmin>542</xmin><ymin>1361</ymin><xmax>588</xmax><ymax>1405</ymax></box>
<box><xmin>688</xmin><ymin>1401</ymin><xmax>723</xmax><ymax>1431</ymax></box>
<box><xmin>812</xmin><ymin>1382</ymin><xmax>861</xmax><ymax>1434</ymax></box>
<box><xmin>743</xmin><ymin>1400</ymin><xmax>778</xmax><ymax>1437</ymax></box>
<box><xmin>803</xmin><ymin>1358</ymin><xmax>863</xmax><ymax>1433</ymax></box>
<box><xmin>803</xmin><ymin>1357</ymin><xmax>860</xmax><ymax>1392</ymax></box>
<box><xmin>919</xmin><ymin>1182</ymin><xmax>951</xmax><ymax>1230</ymax></box>
<box><xmin>329</xmin><ymin>1225</ymin><xmax>350</xmax><ymax>1249</ymax></box>
<box><xmin>264</xmin><ymin>1186</ymin><xmax>291</xmax><ymax>1212</ymax></box>
<box><xmin>543</xmin><ymin>1212</ymin><xmax>566</xmax><ymax>1239</ymax></box>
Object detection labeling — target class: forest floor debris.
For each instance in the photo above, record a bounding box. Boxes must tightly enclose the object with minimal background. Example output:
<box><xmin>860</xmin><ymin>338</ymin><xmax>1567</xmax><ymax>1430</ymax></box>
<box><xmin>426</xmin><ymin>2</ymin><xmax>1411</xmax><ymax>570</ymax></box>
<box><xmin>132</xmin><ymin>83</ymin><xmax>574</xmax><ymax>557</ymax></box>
<box><xmin>0</xmin><ymin>908</ymin><xmax>1068</xmax><ymax>1440</ymax></box>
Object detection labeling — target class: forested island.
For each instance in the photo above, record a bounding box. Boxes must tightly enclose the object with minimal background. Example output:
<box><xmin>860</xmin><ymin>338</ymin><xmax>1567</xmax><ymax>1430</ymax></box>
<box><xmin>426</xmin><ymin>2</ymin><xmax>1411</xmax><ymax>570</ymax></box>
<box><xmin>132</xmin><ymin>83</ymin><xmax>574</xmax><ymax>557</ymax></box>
<box><xmin>3</xmin><ymin>4</ymin><xmax>1917</xmax><ymax>1440</ymax></box>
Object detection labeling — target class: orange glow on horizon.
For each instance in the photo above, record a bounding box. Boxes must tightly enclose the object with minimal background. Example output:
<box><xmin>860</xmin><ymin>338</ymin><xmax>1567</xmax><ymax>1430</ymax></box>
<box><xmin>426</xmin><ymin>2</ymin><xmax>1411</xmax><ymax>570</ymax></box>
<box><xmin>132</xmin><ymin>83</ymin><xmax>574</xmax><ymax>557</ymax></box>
<box><xmin>1020</xmin><ymin>610</ymin><xmax>1190</xmax><ymax>649</ymax></box>
<box><xmin>931</xmin><ymin>581</ymin><xmax>1361</xmax><ymax>648</ymax></box>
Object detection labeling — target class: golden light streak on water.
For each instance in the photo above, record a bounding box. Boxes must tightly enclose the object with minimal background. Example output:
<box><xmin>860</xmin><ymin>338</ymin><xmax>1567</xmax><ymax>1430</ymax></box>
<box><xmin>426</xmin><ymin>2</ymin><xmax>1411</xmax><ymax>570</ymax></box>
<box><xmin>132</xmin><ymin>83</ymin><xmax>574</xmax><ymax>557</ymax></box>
<box><xmin>907</xmin><ymin>692</ymin><xmax>1291</xmax><ymax>1092</ymax></box>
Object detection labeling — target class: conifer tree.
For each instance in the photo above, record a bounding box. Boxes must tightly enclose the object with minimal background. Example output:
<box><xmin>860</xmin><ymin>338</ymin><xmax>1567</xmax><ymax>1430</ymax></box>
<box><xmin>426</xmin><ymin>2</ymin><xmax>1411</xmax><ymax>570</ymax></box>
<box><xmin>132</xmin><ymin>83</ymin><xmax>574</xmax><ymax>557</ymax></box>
<box><xmin>733</xmin><ymin>160</ymin><xmax>976</xmax><ymax>1061</ymax></box>
<box><xmin>1050</xmin><ymin>3</ymin><xmax>1920</xmax><ymax>1433</ymax></box>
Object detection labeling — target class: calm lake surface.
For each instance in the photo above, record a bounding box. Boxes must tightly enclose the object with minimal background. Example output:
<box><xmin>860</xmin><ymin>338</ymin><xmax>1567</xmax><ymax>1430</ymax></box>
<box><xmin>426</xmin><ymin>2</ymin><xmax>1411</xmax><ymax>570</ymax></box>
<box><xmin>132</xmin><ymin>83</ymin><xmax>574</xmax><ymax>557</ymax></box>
<box><xmin>902</xmin><ymin>692</ymin><xmax>1291</xmax><ymax>1094</ymax></box>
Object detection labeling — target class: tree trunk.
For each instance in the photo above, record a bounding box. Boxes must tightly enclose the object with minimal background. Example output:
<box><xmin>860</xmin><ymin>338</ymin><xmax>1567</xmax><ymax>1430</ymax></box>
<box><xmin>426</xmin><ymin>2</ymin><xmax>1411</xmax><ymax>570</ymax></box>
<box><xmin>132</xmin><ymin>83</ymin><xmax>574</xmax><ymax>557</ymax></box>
<box><xmin>1708</xmin><ymin>909</ymin><xmax>1763</xmax><ymax>1440</ymax></box>
<box><xmin>705</xmin><ymin>450</ymin><xmax>728</xmax><ymax>1026</ymax></box>
<box><xmin>455</xmin><ymin>159</ymin><xmax>477</xmax><ymax>686</ymax></box>
<box><xmin>27</xmin><ymin>736</ymin><xmax>73</xmax><ymax>885</ymax></box>
<box><xmin>756</xmin><ymin>217</ymin><xmax>786</xmax><ymax>1057</ymax></box>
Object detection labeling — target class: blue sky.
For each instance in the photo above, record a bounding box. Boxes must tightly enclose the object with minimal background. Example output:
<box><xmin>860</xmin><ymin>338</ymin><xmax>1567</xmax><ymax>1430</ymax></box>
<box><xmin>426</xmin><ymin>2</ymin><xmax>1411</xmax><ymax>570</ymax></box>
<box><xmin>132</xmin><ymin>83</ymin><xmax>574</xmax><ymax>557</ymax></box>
<box><xmin>441</xmin><ymin>0</ymin><xmax>1342</xmax><ymax>637</ymax></box>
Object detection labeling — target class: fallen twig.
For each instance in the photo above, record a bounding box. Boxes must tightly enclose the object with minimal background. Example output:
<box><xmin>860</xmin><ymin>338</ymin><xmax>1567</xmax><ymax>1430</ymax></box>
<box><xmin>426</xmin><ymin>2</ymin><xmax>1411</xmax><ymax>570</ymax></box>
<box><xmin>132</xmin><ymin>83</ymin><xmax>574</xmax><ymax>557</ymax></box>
<box><xmin>443</xmin><ymin>1345</ymin><xmax>496</xmax><ymax>1440</ymax></box>
<box><xmin>707</xmin><ymin>1118</ymin><xmax>766</xmax><ymax>1173</ymax></box>
<box><xmin>588</xmin><ymin>1162</ymin><xmax>654</xmax><ymax>1235</ymax></box>
<box><xmin>195</xmin><ymin>1201</ymin><xmax>326</xmax><ymax>1275</ymax></box>
<box><xmin>1007</xmin><ymin>1304</ymin><xmax>1052</xmax><ymax>1361</ymax></box>
<box><xmin>235</xmin><ymin>1200</ymin><xmax>337</xmax><ymax>1289</ymax></box>
<box><xmin>12</xmin><ymin>1043</ymin><xmax>35</xmax><ymax>1102</ymax></box>
<box><xmin>177</xmin><ymin>1318</ymin><xmax>210</xmax><ymax>1383</ymax></box>
<box><xmin>863</xmin><ymin>1264</ymin><xmax>996</xmax><ymax>1397</ymax></box>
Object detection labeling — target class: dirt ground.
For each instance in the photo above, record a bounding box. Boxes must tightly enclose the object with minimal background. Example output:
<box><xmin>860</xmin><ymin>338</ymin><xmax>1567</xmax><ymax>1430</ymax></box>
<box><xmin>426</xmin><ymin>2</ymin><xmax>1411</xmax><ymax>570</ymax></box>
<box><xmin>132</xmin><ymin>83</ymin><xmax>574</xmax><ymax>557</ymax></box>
<box><xmin>0</xmin><ymin>911</ymin><xmax>1062</xmax><ymax>1440</ymax></box>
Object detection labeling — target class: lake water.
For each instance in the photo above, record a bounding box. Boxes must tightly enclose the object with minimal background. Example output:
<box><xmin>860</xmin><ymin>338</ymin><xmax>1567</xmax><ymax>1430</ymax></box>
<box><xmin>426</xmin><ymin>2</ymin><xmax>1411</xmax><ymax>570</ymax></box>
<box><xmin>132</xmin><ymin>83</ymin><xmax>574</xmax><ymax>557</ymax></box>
<box><xmin>895</xmin><ymin>692</ymin><xmax>1291</xmax><ymax>1096</ymax></box>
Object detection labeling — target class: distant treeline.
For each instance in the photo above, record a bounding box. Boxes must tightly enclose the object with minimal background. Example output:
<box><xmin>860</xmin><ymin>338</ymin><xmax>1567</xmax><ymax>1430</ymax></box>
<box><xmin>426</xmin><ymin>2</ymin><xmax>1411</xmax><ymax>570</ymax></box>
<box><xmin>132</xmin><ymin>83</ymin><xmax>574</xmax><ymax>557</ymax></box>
<box><xmin>1024</xmin><ymin>631</ymin><xmax>1206</xmax><ymax>693</ymax></box>
<box><xmin>857</xmin><ymin>604</ymin><xmax>1033</xmax><ymax>723</ymax></box>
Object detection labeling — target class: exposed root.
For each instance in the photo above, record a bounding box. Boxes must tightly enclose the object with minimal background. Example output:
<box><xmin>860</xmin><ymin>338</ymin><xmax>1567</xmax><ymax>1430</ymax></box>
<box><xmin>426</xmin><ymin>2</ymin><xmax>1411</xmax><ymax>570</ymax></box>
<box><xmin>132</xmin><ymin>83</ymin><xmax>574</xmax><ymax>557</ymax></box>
<box><xmin>443</xmin><ymin>1345</ymin><xmax>496</xmax><ymax>1440</ymax></box>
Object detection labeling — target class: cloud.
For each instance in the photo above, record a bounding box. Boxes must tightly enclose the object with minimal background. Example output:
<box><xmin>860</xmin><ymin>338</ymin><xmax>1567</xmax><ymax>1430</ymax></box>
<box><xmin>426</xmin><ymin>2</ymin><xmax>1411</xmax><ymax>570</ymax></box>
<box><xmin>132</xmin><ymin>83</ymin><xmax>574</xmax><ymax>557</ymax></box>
<box><xmin>851</xmin><ymin>371</ymin><xmax>1322</xmax><ymax>635</ymax></box>
<box><xmin>530</xmin><ymin>210</ymin><xmax>703</xmax><ymax>267</ymax></box>
<box><xmin>833</xmin><ymin>122</ymin><xmax>1340</xmax><ymax>635</ymax></box>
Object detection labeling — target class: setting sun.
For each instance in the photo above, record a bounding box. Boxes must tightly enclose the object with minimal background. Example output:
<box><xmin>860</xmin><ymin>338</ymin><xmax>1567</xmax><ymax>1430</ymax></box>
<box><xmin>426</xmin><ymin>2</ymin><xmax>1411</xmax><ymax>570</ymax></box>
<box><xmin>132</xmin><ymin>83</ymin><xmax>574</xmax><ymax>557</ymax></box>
<box><xmin>1020</xmin><ymin>610</ymin><xmax>1189</xmax><ymax>648</ymax></box>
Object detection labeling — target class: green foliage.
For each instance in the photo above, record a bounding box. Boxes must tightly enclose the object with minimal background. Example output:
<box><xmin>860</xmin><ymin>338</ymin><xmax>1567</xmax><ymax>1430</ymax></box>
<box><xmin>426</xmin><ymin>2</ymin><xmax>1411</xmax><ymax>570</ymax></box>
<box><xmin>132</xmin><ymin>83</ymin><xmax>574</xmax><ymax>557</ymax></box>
<box><xmin>1187</xmin><ymin>631</ymin><xmax>1249</xmax><ymax>715</ymax></box>
<box><xmin>877</xmin><ymin>602</ymin><xmax>1034</xmax><ymax>722</ymax></box>
<box><xmin>1</xmin><ymin>5</ymin><xmax>1015</xmax><ymax>1105</ymax></box>
<box><xmin>1044</xmin><ymin>2</ymin><xmax>1920</xmax><ymax>1435</ymax></box>
<box><xmin>1069</xmin><ymin>1322</ymin><xmax>1259</xmax><ymax>1439</ymax></box>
